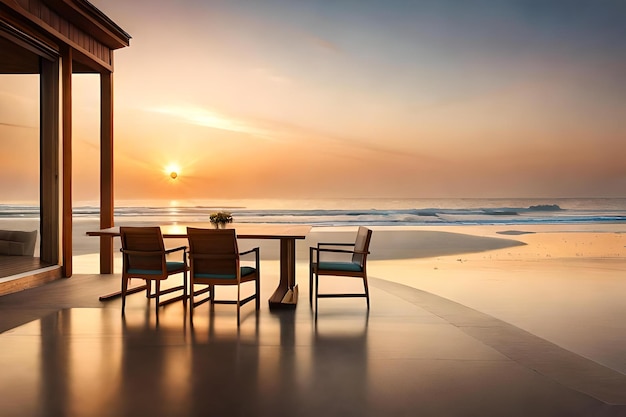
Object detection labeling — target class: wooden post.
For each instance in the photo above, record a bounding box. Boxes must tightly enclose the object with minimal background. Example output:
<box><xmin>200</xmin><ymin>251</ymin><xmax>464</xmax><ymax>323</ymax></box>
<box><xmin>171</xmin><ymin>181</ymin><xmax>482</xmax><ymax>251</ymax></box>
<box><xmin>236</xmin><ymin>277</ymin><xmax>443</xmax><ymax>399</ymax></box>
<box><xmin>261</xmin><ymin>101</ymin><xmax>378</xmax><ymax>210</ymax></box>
<box><xmin>100</xmin><ymin>70</ymin><xmax>114</xmax><ymax>274</ymax></box>
<box><xmin>61</xmin><ymin>47</ymin><xmax>73</xmax><ymax>277</ymax></box>
<box><xmin>39</xmin><ymin>57</ymin><xmax>60</xmax><ymax>266</ymax></box>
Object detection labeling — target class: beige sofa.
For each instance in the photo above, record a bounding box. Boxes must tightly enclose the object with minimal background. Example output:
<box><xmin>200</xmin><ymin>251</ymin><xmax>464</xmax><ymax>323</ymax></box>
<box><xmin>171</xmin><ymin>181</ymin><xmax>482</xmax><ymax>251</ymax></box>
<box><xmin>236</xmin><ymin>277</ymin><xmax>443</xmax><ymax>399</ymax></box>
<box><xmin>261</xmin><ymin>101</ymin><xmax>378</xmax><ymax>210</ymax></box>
<box><xmin>0</xmin><ymin>230</ymin><xmax>38</xmax><ymax>256</ymax></box>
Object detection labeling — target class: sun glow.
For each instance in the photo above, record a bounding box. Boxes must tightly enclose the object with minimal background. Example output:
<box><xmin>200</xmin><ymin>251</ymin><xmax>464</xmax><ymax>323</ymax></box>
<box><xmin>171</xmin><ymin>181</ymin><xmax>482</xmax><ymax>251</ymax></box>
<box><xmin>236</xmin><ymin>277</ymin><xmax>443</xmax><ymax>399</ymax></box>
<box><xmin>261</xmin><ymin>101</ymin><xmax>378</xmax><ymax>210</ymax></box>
<box><xmin>164</xmin><ymin>163</ymin><xmax>181</xmax><ymax>180</ymax></box>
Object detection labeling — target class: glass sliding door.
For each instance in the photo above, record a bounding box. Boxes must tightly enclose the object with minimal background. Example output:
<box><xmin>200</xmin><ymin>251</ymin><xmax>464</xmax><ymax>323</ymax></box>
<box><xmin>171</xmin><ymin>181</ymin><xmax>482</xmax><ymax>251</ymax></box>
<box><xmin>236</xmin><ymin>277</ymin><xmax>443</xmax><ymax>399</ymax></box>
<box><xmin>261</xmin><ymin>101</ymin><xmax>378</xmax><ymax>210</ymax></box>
<box><xmin>0</xmin><ymin>25</ymin><xmax>59</xmax><ymax>277</ymax></box>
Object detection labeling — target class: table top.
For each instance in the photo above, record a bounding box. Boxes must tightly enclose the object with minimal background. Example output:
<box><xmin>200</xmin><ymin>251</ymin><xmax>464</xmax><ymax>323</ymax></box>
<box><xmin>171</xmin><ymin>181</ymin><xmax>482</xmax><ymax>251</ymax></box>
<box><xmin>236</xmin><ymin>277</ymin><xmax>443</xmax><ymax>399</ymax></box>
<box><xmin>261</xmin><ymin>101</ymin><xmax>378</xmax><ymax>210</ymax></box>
<box><xmin>87</xmin><ymin>223</ymin><xmax>312</xmax><ymax>240</ymax></box>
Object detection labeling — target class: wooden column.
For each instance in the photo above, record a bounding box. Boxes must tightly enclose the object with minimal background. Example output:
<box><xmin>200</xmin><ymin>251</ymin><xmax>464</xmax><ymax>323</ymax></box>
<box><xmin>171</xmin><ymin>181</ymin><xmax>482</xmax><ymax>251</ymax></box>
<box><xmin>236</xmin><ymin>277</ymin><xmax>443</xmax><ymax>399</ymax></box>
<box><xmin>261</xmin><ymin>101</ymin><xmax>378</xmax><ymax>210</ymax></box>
<box><xmin>100</xmin><ymin>71</ymin><xmax>114</xmax><ymax>274</ymax></box>
<box><xmin>61</xmin><ymin>47</ymin><xmax>73</xmax><ymax>277</ymax></box>
<box><xmin>39</xmin><ymin>57</ymin><xmax>60</xmax><ymax>266</ymax></box>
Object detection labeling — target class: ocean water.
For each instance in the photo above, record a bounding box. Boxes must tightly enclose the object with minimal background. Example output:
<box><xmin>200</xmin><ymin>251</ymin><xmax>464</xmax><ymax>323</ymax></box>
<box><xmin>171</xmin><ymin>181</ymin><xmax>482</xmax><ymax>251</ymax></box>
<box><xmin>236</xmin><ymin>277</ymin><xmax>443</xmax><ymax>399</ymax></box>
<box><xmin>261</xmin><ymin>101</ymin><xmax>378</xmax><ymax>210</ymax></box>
<box><xmin>2</xmin><ymin>198</ymin><xmax>625</xmax><ymax>227</ymax></box>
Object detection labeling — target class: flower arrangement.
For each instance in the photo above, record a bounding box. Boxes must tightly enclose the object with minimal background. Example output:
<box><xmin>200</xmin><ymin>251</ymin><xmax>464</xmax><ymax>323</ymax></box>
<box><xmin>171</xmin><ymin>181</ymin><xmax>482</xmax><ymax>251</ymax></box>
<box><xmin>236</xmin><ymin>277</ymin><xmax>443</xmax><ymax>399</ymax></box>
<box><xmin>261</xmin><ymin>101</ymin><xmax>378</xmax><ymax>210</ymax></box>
<box><xmin>209</xmin><ymin>211</ymin><xmax>233</xmax><ymax>226</ymax></box>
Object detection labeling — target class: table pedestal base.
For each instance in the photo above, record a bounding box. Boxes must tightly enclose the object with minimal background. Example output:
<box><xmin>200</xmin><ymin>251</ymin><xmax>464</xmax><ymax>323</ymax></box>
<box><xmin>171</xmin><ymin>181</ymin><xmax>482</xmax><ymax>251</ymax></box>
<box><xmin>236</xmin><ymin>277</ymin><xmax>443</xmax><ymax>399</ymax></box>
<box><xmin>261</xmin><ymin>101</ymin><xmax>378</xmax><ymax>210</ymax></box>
<box><xmin>268</xmin><ymin>238</ymin><xmax>299</xmax><ymax>310</ymax></box>
<box><xmin>268</xmin><ymin>284</ymin><xmax>298</xmax><ymax>310</ymax></box>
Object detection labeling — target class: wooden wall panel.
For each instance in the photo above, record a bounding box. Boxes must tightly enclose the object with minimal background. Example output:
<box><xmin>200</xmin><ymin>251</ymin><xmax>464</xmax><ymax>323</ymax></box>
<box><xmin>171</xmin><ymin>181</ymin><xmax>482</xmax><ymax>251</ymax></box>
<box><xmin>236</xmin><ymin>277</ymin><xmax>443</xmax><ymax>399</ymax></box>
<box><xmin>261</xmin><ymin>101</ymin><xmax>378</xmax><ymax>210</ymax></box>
<box><xmin>14</xmin><ymin>0</ymin><xmax>113</xmax><ymax>68</ymax></box>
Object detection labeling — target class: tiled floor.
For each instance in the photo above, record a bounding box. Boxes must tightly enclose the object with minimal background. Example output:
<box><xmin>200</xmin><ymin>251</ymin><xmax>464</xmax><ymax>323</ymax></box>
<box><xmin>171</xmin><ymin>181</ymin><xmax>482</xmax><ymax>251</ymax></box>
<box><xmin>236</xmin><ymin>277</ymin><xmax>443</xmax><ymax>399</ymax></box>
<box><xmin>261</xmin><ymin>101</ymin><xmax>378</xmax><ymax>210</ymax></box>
<box><xmin>1</xmin><ymin>272</ymin><xmax>626</xmax><ymax>417</ymax></box>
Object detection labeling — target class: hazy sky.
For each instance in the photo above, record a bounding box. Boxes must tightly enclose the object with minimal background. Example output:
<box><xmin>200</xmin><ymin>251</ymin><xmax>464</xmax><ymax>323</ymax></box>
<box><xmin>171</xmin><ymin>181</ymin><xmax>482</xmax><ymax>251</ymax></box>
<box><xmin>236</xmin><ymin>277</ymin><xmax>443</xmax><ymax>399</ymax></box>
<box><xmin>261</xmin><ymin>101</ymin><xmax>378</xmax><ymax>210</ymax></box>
<box><xmin>2</xmin><ymin>0</ymin><xmax>625</xmax><ymax>203</ymax></box>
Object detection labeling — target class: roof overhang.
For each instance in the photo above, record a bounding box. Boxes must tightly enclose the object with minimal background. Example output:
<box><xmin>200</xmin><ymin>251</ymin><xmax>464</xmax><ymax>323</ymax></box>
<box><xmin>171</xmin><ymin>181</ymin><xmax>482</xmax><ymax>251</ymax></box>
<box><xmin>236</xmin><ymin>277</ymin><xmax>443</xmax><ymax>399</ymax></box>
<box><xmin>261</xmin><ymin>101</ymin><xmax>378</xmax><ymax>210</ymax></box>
<box><xmin>41</xmin><ymin>0</ymin><xmax>131</xmax><ymax>49</ymax></box>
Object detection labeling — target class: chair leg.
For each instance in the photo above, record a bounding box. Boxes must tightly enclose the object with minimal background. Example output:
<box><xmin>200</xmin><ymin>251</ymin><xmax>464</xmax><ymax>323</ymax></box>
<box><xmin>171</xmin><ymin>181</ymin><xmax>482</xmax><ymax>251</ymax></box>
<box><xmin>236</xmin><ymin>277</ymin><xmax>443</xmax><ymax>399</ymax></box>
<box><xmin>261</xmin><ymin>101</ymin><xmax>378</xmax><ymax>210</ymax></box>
<box><xmin>189</xmin><ymin>278</ymin><xmax>194</xmax><ymax>322</ymax></box>
<box><xmin>315</xmin><ymin>273</ymin><xmax>319</xmax><ymax>312</ymax></box>
<box><xmin>256</xmin><ymin>254</ymin><xmax>260</xmax><ymax>311</ymax></box>
<box><xmin>121</xmin><ymin>277</ymin><xmax>128</xmax><ymax>315</ymax></box>
<box><xmin>155</xmin><ymin>280</ymin><xmax>160</xmax><ymax>315</ymax></box>
<box><xmin>363</xmin><ymin>275</ymin><xmax>370</xmax><ymax>310</ymax></box>
<box><xmin>309</xmin><ymin>266</ymin><xmax>313</xmax><ymax>307</ymax></box>
<box><xmin>237</xmin><ymin>283</ymin><xmax>241</xmax><ymax>326</ymax></box>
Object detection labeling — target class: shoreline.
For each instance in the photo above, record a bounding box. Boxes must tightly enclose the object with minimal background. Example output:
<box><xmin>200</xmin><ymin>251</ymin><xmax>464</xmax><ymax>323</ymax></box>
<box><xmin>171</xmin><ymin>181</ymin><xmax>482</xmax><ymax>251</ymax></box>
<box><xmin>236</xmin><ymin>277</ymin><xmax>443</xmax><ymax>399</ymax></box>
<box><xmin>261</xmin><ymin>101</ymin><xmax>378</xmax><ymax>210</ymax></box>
<box><xmin>3</xmin><ymin>218</ymin><xmax>625</xmax><ymax>259</ymax></box>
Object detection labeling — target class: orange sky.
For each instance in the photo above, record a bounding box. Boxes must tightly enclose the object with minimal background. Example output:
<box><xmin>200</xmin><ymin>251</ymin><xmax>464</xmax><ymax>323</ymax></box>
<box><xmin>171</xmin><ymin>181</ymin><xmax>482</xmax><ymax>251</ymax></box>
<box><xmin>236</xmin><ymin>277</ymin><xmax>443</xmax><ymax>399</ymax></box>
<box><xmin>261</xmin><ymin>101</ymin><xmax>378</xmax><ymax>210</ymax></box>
<box><xmin>2</xmin><ymin>0</ymin><xmax>625</xmax><ymax>203</ymax></box>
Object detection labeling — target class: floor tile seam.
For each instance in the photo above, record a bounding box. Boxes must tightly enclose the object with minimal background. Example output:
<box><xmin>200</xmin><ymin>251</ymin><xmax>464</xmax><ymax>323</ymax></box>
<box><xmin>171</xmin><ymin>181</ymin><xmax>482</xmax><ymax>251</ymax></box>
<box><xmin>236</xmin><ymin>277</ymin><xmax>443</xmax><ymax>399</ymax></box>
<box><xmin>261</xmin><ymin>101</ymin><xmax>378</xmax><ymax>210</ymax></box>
<box><xmin>370</xmin><ymin>276</ymin><xmax>626</xmax><ymax>406</ymax></box>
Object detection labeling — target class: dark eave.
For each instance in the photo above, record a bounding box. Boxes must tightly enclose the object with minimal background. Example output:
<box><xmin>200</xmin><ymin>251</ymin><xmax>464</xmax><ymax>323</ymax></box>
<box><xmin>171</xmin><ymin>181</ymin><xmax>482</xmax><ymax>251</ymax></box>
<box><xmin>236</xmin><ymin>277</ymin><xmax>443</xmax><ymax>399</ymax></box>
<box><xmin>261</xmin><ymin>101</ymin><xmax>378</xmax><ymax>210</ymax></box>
<box><xmin>42</xmin><ymin>0</ymin><xmax>131</xmax><ymax>49</ymax></box>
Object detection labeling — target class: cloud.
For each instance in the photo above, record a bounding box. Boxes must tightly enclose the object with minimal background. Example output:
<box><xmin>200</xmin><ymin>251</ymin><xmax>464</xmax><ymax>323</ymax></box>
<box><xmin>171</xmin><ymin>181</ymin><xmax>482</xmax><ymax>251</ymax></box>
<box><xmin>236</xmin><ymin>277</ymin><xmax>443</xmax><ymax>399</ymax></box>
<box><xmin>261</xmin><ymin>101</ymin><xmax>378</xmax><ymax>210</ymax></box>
<box><xmin>251</xmin><ymin>67</ymin><xmax>293</xmax><ymax>85</ymax></box>
<box><xmin>0</xmin><ymin>122</ymin><xmax>33</xmax><ymax>128</ymax></box>
<box><xmin>309</xmin><ymin>36</ymin><xmax>342</xmax><ymax>54</ymax></box>
<box><xmin>0</xmin><ymin>90</ymin><xmax>38</xmax><ymax>128</ymax></box>
<box><xmin>148</xmin><ymin>105</ymin><xmax>274</xmax><ymax>139</ymax></box>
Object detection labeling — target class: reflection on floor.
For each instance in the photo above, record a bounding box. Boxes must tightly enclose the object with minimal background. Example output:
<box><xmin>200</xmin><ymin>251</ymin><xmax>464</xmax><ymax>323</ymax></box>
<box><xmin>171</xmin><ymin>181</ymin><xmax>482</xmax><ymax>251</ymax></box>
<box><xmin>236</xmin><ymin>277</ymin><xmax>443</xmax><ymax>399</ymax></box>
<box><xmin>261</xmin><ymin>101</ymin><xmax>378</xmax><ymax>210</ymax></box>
<box><xmin>1</xmin><ymin>274</ymin><xmax>626</xmax><ymax>417</ymax></box>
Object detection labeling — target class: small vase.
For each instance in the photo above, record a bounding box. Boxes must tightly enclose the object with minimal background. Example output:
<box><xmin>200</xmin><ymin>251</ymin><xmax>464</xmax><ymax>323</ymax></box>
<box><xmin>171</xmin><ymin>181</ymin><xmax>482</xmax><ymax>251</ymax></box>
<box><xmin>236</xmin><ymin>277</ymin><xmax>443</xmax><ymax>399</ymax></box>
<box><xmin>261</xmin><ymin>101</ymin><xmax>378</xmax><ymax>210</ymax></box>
<box><xmin>214</xmin><ymin>222</ymin><xmax>226</xmax><ymax>229</ymax></box>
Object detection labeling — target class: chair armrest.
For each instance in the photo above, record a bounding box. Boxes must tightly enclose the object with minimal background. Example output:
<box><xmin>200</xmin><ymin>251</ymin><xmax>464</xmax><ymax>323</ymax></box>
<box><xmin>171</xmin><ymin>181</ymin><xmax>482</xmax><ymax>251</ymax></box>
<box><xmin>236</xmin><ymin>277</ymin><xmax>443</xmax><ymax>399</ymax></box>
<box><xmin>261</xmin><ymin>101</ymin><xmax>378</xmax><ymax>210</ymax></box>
<box><xmin>316</xmin><ymin>248</ymin><xmax>359</xmax><ymax>255</ymax></box>
<box><xmin>240</xmin><ymin>247</ymin><xmax>259</xmax><ymax>257</ymax></box>
<box><xmin>120</xmin><ymin>249</ymin><xmax>165</xmax><ymax>256</ymax></box>
<box><xmin>188</xmin><ymin>253</ymin><xmax>235</xmax><ymax>260</ymax></box>
<box><xmin>165</xmin><ymin>246</ymin><xmax>187</xmax><ymax>255</ymax></box>
<box><xmin>310</xmin><ymin>246</ymin><xmax>364</xmax><ymax>263</ymax></box>
<box><xmin>311</xmin><ymin>247</ymin><xmax>369</xmax><ymax>264</ymax></box>
<box><xmin>318</xmin><ymin>242</ymin><xmax>354</xmax><ymax>248</ymax></box>
<box><xmin>240</xmin><ymin>247</ymin><xmax>260</xmax><ymax>271</ymax></box>
<box><xmin>121</xmin><ymin>247</ymin><xmax>191</xmax><ymax>256</ymax></box>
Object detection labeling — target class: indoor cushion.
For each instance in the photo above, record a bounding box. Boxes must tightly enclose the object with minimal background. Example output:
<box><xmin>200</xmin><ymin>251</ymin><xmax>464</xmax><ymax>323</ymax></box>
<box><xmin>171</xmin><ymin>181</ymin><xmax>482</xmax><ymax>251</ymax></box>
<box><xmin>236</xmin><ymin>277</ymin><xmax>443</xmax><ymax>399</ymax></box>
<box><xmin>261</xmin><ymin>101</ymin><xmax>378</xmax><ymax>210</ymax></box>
<box><xmin>0</xmin><ymin>230</ymin><xmax>37</xmax><ymax>256</ymax></box>
<box><xmin>0</xmin><ymin>240</ymin><xmax>25</xmax><ymax>256</ymax></box>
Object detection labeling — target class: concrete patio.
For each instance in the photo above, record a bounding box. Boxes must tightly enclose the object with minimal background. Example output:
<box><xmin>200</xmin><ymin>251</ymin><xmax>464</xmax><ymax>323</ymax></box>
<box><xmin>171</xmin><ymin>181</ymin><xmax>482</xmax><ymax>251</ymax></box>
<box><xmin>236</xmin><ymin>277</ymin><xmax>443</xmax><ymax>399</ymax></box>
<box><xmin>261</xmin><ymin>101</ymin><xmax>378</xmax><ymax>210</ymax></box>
<box><xmin>1</xmin><ymin>261</ymin><xmax>625</xmax><ymax>417</ymax></box>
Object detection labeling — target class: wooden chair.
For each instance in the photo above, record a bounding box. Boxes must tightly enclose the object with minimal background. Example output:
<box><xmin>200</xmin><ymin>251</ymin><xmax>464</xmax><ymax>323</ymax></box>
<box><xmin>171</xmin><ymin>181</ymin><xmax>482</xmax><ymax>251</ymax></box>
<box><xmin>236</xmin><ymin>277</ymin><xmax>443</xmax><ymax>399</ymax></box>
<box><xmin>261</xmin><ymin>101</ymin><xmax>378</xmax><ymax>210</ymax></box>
<box><xmin>309</xmin><ymin>226</ymin><xmax>373</xmax><ymax>311</ymax></box>
<box><xmin>119</xmin><ymin>226</ymin><xmax>188</xmax><ymax>315</ymax></box>
<box><xmin>186</xmin><ymin>227</ymin><xmax>260</xmax><ymax>325</ymax></box>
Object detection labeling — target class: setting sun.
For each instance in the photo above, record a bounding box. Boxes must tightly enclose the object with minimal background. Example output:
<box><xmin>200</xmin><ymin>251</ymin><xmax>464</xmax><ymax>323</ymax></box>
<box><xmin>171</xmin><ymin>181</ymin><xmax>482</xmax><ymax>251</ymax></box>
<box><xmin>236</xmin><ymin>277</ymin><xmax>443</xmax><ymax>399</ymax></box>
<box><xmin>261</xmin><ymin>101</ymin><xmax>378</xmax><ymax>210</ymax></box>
<box><xmin>164</xmin><ymin>163</ymin><xmax>180</xmax><ymax>180</ymax></box>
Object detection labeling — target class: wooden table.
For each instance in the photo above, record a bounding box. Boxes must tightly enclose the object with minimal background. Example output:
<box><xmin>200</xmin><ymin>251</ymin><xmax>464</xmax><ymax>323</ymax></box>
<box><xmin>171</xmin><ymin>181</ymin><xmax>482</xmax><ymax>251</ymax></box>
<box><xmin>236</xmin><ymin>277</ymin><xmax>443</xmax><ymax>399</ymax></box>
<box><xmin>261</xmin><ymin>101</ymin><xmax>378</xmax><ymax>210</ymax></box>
<box><xmin>87</xmin><ymin>223</ymin><xmax>312</xmax><ymax>309</ymax></box>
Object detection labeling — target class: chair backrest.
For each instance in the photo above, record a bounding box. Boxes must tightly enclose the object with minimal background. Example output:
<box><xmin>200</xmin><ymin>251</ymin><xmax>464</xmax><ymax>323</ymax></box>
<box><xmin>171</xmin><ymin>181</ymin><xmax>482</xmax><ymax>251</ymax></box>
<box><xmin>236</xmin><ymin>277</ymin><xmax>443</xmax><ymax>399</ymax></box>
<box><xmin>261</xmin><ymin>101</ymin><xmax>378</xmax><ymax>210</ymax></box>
<box><xmin>186</xmin><ymin>228</ymin><xmax>239</xmax><ymax>275</ymax></box>
<box><xmin>352</xmin><ymin>226</ymin><xmax>372</xmax><ymax>267</ymax></box>
<box><xmin>120</xmin><ymin>227</ymin><xmax>165</xmax><ymax>272</ymax></box>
